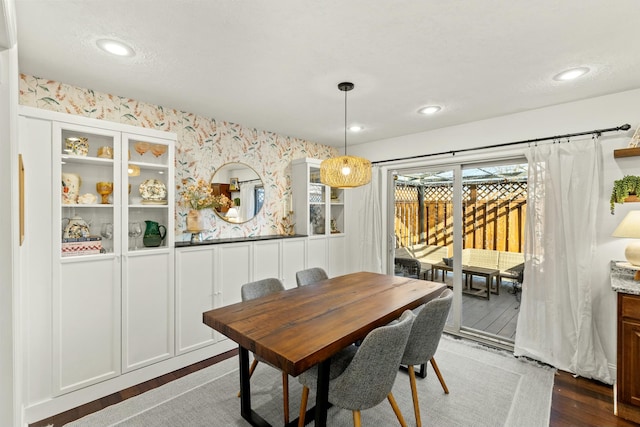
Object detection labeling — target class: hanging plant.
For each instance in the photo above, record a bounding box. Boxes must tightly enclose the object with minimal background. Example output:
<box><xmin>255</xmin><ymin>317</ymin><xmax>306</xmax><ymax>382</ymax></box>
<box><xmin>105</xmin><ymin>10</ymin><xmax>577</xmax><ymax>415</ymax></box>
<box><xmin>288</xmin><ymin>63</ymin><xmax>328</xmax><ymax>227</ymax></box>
<box><xmin>610</xmin><ymin>175</ymin><xmax>640</xmax><ymax>214</ymax></box>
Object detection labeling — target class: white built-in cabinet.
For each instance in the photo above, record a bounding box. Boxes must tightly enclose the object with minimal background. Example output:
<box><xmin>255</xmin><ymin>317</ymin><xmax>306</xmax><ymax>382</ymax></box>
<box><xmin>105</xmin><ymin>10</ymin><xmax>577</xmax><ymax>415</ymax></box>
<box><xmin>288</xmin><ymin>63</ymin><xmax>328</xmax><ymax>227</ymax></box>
<box><xmin>19</xmin><ymin>106</ymin><xmax>178</xmax><ymax>418</ymax></box>
<box><xmin>175</xmin><ymin>237</ymin><xmax>308</xmax><ymax>354</ymax></box>
<box><xmin>175</xmin><ymin>247</ymin><xmax>217</xmax><ymax>354</ymax></box>
<box><xmin>175</xmin><ymin>235</ymin><xmax>357</xmax><ymax>359</ymax></box>
<box><xmin>291</xmin><ymin>157</ymin><xmax>345</xmax><ymax>237</ymax></box>
<box><xmin>50</xmin><ymin>114</ymin><xmax>176</xmax><ymax>392</ymax></box>
<box><xmin>291</xmin><ymin>158</ymin><xmax>347</xmax><ymax>277</ymax></box>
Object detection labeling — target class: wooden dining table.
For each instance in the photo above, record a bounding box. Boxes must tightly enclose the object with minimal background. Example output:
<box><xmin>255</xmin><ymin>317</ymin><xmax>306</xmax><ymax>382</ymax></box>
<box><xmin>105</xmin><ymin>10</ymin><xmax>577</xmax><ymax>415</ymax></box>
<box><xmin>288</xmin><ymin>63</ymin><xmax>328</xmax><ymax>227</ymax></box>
<box><xmin>202</xmin><ymin>271</ymin><xmax>446</xmax><ymax>427</ymax></box>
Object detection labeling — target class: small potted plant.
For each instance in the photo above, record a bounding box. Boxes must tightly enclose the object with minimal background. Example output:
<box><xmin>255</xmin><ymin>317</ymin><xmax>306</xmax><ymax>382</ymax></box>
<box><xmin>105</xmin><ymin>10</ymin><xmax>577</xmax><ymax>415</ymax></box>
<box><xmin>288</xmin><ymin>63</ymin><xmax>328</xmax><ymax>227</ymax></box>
<box><xmin>610</xmin><ymin>175</ymin><xmax>640</xmax><ymax>214</ymax></box>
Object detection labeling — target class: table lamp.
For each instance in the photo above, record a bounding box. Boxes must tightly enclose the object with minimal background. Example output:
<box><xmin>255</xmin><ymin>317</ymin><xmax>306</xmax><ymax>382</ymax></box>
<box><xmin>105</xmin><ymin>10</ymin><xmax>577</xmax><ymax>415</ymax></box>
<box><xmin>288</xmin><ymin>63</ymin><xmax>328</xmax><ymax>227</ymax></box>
<box><xmin>612</xmin><ymin>210</ymin><xmax>640</xmax><ymax>279</ymax></box>
<box><xmin>226</xmin><ymin>207</ymin><xmax>239</xmax><ymax>223</ymax></box>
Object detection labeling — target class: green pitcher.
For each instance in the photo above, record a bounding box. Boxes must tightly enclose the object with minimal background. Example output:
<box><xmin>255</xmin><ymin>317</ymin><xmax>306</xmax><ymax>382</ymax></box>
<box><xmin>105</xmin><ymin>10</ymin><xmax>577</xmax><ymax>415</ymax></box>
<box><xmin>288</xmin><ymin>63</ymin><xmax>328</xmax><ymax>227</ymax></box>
<box><xmin>143</xmin><ymin>220</ymin><xmax>166</xmax><ymax>247</ymax></box>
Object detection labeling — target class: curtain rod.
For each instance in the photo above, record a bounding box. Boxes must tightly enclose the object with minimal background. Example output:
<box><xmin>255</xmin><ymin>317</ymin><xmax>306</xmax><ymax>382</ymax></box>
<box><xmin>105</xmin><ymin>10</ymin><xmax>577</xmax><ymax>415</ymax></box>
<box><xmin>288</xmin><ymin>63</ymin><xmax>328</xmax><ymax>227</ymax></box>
<box><xmin>371</xmin><ymin>123</ymin><xmax>631</xmax><ymax>165</ymax></box>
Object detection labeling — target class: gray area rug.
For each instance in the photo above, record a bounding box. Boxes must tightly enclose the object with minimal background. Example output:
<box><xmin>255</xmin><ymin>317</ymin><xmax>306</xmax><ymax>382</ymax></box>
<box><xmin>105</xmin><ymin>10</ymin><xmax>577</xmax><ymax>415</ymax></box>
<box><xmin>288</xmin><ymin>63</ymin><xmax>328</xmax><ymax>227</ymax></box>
<box><xmin>65</xmin><ymin>335</ymin><xmax>555</xmax><ymax>426</ymax></box>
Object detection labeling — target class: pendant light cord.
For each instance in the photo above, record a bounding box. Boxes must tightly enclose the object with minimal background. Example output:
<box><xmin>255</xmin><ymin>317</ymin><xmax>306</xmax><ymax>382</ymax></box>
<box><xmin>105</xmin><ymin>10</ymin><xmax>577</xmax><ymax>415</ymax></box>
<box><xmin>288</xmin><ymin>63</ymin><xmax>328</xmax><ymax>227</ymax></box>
<box><xmin>344</xmin><ymin>87</ymin><xmax>348</xmax><ymax>156</ymax></box>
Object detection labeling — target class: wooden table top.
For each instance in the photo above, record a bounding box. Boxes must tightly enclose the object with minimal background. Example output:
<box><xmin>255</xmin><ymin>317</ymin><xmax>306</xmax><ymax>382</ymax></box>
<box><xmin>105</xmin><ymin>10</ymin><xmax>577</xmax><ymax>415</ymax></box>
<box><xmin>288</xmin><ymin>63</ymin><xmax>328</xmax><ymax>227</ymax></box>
<box><xmin>202</xmin><ymin>271</ymin><xmax>445</xmax><ymax>376</ymax></box>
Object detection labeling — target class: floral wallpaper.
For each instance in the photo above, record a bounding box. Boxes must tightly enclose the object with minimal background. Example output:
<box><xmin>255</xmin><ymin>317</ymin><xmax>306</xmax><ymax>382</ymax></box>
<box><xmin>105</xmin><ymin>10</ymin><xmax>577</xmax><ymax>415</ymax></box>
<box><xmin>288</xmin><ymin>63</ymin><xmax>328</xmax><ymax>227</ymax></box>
<box><xmin>19</xmin><ymin>74</ymin><xmax>337</xmax><ymax>239</ymax></box>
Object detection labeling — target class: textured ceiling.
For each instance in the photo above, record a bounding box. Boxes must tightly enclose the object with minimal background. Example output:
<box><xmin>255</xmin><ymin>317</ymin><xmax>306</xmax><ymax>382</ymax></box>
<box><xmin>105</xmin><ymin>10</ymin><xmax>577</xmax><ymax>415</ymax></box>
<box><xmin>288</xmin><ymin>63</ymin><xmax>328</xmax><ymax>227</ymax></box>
<box><xmin>14</xmin><ymin>0</ymin><xmax>640</xmax><ymax>147</ymax></box>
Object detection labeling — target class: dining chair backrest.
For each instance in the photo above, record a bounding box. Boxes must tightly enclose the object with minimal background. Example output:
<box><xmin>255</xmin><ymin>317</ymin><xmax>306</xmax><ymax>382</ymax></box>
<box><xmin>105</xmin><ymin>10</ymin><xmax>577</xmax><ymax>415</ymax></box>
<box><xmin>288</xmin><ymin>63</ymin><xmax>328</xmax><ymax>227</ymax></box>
<box><xmin>295</xmin><ymin>267</ymin><xmax>328</xmax><ymax>287</ymax></box>
<box><xmin>401</xmin><ymin>288</ymin><xmax>453</xmax><ymax>366</ymax></box>
<box><xmin>328</xmin><ymin>309</ymin><xmax>415</xmax><ymax>410</ymax></box>
<box><xmin>241</xmin><ymin>278</ymin><xmax>285</xmax><ymax>301</ymax></box>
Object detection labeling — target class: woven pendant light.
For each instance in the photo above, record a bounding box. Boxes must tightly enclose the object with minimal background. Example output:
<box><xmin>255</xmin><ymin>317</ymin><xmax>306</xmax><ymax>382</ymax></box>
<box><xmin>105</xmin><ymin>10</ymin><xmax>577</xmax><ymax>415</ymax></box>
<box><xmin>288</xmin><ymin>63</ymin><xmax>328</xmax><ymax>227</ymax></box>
<box><xmin>320</xmin><ymin>82</ymin><xmax>371</xmax><ymax>188</ymax></box>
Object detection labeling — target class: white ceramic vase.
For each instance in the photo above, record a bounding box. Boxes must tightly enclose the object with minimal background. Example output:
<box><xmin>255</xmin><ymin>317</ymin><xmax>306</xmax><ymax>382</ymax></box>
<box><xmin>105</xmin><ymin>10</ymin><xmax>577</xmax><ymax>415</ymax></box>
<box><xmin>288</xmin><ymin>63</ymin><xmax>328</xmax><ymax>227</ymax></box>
<box><xmin>61</xmin><ymin>172</ymin><xmax>81</xmax><ymax>204</ymax></box>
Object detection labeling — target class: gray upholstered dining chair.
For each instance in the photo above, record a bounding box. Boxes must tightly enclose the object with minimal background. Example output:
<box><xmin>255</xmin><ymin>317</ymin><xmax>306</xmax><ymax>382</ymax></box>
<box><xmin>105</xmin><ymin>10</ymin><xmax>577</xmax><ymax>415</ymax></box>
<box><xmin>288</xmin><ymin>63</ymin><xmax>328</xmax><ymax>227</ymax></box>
<box><xmin>238</xmin><ymin>278</ymin><xmax>291</xmax><ymax>424</ymax></box>
<box><xmin>295</xmin><ymin>267</ymin><xmax>328</xmax><ymax>286</ymax></box>
<box><xmin>400</xmin><ymin>288</ymin><xmax>453</xmax><ymax>427</ymax></box>
<box><xmin>297</xmin><ymin>310</ymin><xmax>416</xmax><ymax>427</ymax></box>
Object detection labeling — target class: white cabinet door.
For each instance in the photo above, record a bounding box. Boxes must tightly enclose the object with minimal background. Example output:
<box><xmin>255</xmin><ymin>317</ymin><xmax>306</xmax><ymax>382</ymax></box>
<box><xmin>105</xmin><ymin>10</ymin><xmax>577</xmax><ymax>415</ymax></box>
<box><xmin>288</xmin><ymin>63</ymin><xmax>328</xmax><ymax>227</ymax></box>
<box><xmin>53</xmin><ymin>258</ymin><xmax>120</xmax><ymax>395</ymax></box>
<box><xmin>329</xmin><ymin>235</ymin><xmax>346</xmax><ymax>277</ymax></box>
<box><xmin>253</xmin><ymin>240</ymin><xmax>281</xmax><ymax>281</ymax></box>
<box><xmin>217</xmin><ymin>243</ymin><xmax>251</xmax><ymax>307</ymax></box>
<box><xmin>307</xmin><ymin>237</ymin><xmax>328</xmax><ymax>272</ymax></box>
<box><xmin>122</xmin><ymin>252</ymin><xmax>174</xmax><ymax>372</ymax></box>
<box><xmin>175</xmin><ymin>247</ymin><xmax>216</xmax><ymax>354</ymax></box>
<box><xmin>282</xmin><ymin>238</ymin><xmax>306</xmax><ymax>289</ymax></box>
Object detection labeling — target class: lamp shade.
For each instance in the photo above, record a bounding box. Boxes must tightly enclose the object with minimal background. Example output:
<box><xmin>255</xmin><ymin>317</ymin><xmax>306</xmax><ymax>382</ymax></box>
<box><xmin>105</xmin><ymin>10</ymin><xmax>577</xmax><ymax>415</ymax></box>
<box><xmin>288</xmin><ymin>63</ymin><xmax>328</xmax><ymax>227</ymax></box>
<box><xmin>226</xmin><ymin>207</ymin><xmax>239</xmax><ymax>218</ymax></box>
<box><xmin>613</xmin><ymin>210</ymin><xmax>640</xmax><ymax>266</ymax></box>
<box><xmin>612</xmin><ymin>211</ymin><xmax>640</xmax><ymax>238</ymax></box>
<box><xmin>320</xmin><ymin>155</ymin><xmax>372</xmax><ymax>188</ymax></box>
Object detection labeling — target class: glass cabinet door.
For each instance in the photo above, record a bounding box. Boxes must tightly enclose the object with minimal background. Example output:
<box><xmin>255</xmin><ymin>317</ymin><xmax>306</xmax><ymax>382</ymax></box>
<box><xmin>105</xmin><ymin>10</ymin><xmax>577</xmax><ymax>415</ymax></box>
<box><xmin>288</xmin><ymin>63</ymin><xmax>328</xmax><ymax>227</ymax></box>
<box><xmin>309</xmin><ymin>166</ymin><xmax>326</xmax><ymax>235</ymax></box>
<box><xmin>55</xmin><ymin>122</ymin><xmax>121</xmax><ymax>258</ymax></box>
<box><xmin>123</xmin><ymin>133</ymin><xmax>173</xmax><ymax>252</ymax></box>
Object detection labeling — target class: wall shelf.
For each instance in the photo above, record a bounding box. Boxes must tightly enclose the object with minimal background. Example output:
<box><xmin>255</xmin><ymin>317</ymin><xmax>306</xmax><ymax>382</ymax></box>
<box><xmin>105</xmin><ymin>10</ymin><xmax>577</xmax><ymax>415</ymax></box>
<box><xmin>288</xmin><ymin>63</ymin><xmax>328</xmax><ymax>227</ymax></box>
<box><xmin>614</xmin><ymin>147</ymin><xmax>640</xmax><ymax>158</ymax></box>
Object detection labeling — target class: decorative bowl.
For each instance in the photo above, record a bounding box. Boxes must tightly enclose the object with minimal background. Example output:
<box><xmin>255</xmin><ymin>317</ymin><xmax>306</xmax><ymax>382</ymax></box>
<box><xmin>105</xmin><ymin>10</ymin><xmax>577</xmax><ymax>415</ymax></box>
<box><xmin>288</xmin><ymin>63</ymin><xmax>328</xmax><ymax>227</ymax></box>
<box><xmin>139</xmin><ymin>179</ymin><xmax>167</xmax><ymax>202</ymax></box>
<box><xmin>134</xmin><ymin>141</ymin><xmax>151</xmax><ymax>156</ymax></box>
<box><xmin>65</xmin><ymin>137</ymin><xmax>89</xmax><ymax>156</ymax></box>
<box><xmin>151</xmin><ymin>144</ymin><xmax>167</xmax><ymax>157</ymax></box>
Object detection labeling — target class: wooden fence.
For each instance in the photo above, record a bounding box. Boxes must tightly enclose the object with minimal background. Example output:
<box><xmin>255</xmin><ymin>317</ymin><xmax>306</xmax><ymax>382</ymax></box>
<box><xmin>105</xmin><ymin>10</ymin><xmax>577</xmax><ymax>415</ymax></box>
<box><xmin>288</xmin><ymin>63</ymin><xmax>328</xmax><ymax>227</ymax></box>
<box><xmin>395</xmin><ymin>182</ymin><xmax>527</xmax><ymax>254</ymax></box>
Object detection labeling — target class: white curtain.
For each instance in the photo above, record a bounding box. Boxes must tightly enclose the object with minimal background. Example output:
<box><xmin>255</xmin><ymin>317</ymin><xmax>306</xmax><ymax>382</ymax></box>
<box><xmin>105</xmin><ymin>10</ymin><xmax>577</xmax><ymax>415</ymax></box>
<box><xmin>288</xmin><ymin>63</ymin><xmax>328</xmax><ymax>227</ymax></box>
<box><xmin>239</xmin><ymin>183</ymin><xmax>255</xmax><ymax>222</ymax></box>
<box><xmin>514</xmin><ymin>137</ymin><xmax>611</xmax><ymax>383</ymax></box>
<box><xmin>358</xmin><ymin>166</ymin><xmax>383</xmax><ymax>272</ymax></box>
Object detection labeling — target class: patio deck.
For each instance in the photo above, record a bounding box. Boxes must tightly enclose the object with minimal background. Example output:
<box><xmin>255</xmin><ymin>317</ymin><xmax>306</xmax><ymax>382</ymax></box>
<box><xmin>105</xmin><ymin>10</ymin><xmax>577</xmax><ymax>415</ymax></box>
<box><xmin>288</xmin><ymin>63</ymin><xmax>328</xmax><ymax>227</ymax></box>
<box><xmin>396</xmin><ymin>268</ymin><xmax>520</xmax><ymax>341</ymax></box>
<box><xmin>460</xmin><ymin>278</ymin><xmax>520</xmax><ymax>340</ymax></box>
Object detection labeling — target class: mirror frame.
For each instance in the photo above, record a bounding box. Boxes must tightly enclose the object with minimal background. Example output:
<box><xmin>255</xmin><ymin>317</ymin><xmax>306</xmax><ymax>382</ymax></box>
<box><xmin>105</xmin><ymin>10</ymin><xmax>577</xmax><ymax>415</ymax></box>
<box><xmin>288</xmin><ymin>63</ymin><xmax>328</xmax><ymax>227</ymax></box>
<box><xmin>210</xmin><ymin>162</ymin><xmax>263</xmax><ymax>224</ymax></box>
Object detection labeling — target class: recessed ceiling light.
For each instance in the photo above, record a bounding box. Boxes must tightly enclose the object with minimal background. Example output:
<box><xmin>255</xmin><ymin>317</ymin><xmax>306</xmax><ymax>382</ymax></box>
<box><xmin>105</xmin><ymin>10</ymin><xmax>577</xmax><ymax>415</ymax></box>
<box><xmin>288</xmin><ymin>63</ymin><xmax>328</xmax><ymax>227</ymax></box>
<box><xmin>418</xmin><ymin>106</ymin><xmax>441</xmax><ymax>115</ymax></box>
<box><xmin>349</xmin><ymin>125</ymin><xmax>364</xmax><ymax>132</ymax></box>
<box><xmin>553</xmin><ymin>67</ymin><xmax>590</xmax><ymax>81</ymax></box>
<box><xmin>96</xmin><ymin>39</ymin><xmax>135</xmax><ymax>57</ymax></box>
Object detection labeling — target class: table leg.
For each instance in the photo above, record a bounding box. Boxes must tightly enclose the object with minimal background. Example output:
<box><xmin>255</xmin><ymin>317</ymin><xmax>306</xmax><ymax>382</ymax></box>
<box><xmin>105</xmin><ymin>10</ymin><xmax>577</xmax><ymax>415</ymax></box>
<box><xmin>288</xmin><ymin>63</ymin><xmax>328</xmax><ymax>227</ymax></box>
<box><xmin>492</xmin><ymin>275</ymin><xmax>500</xmax><ymax>295</ymax></box>
<box><xmin>239</xmin><ymin>346</ymin><xmax>271</xmax><ymax>427</ymax></box>
<box><xmin>315</xmin><ymin>358</ymin><xmax>331</xmax><ymax>427</ymax></box>
<box><xmin>239</xmin><ymin>346</ymin><xmax>251</xmax><ymax>419</ymax></box>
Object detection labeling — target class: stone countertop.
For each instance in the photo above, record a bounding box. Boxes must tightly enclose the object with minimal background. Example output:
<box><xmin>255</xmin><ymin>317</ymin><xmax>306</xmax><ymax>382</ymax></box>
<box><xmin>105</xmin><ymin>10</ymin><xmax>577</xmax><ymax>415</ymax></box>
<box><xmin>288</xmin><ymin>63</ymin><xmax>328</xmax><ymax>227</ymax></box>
<box><xmin>610</xmin><ymin>260</ymin><xmax>640</xmax><ymax>295</ymax></box>
<box><xmin>175</xmin><ymin>234</ymin><xmax>307</xmax><ymax>248</ymax></box>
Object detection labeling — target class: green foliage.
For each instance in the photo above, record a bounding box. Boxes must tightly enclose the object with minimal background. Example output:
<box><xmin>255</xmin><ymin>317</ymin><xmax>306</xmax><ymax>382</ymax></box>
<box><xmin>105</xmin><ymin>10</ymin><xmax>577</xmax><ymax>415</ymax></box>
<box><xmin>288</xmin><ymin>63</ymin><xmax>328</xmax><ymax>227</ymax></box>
<box><xmin>610</xmin><ymin>175</ymin><xmax>640</xmax><ymax>214</ymax></box>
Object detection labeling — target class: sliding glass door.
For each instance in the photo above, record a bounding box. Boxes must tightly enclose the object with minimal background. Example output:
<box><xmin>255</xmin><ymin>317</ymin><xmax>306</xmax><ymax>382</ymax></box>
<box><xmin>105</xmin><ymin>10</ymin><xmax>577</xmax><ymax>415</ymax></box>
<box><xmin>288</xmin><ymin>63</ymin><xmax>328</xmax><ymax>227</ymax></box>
<box><xmin>391</xmin><ymin>159</ymin><xmax>527</xmax><ymax>345</ymax></box>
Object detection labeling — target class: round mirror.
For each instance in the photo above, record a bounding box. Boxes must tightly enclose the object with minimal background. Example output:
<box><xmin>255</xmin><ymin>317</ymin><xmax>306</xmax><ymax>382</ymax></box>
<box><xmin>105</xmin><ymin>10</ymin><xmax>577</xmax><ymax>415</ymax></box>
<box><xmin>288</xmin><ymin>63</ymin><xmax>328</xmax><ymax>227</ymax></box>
<box><xmin>210</xmin><ymin>162</ymin><xmax>264</xmax><ymax>223</ymax></box>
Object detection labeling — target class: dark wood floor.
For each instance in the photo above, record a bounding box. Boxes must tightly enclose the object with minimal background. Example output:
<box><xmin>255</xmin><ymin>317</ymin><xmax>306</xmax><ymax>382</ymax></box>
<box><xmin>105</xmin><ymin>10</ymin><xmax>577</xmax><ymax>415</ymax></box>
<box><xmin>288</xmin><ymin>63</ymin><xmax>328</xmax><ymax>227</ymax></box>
<box><xmin>30</xmin><ymin>347</ymin><xmax>639</xmax><ymax>427</ymax></box>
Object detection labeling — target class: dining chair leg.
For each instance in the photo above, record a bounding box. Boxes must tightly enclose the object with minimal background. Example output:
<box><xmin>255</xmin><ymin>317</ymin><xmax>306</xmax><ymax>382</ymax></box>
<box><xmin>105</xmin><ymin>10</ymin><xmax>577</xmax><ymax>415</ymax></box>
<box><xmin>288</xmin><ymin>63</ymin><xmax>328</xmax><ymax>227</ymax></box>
<box><xmin>298</xmin><ymin>386</ymin><xmax>309</xmax><ymax>427</ymax></box>
<box><xmin>282</xmin><ymin>372</ymin><xmax>289</xmax><ymax>424</ymax></box>
<box><xmin>387</xmin><ymin>392</ymin><xmax>407</xmax><ymax>427</ymax></box>
<box><xmin>352</xmin><ymin>410</ymin><xmax>361</xmax><ymax>427</ymax></box>
<box><xmin>430</xmin><ymin>357</ymin><xmax>449</xmax><ymax>394</ymax></box>
<box><xmin>237</xmin><ymin>358</ymin><xmax>260</xmax><ymax>397</ymax></box>
<box><xmin>407</xmin><ymin>365</ymin><xmax>421</xmax><ymax>427</ymax></box>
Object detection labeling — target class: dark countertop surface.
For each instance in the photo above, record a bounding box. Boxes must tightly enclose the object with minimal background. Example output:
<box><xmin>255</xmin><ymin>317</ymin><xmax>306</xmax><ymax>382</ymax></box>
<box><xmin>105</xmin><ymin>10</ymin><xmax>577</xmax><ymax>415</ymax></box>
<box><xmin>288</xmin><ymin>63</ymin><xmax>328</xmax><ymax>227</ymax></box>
<box><xmin>175</xmin><ymin>234</ymin><xmax>307</xmax><ymax>248</ymax></box>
